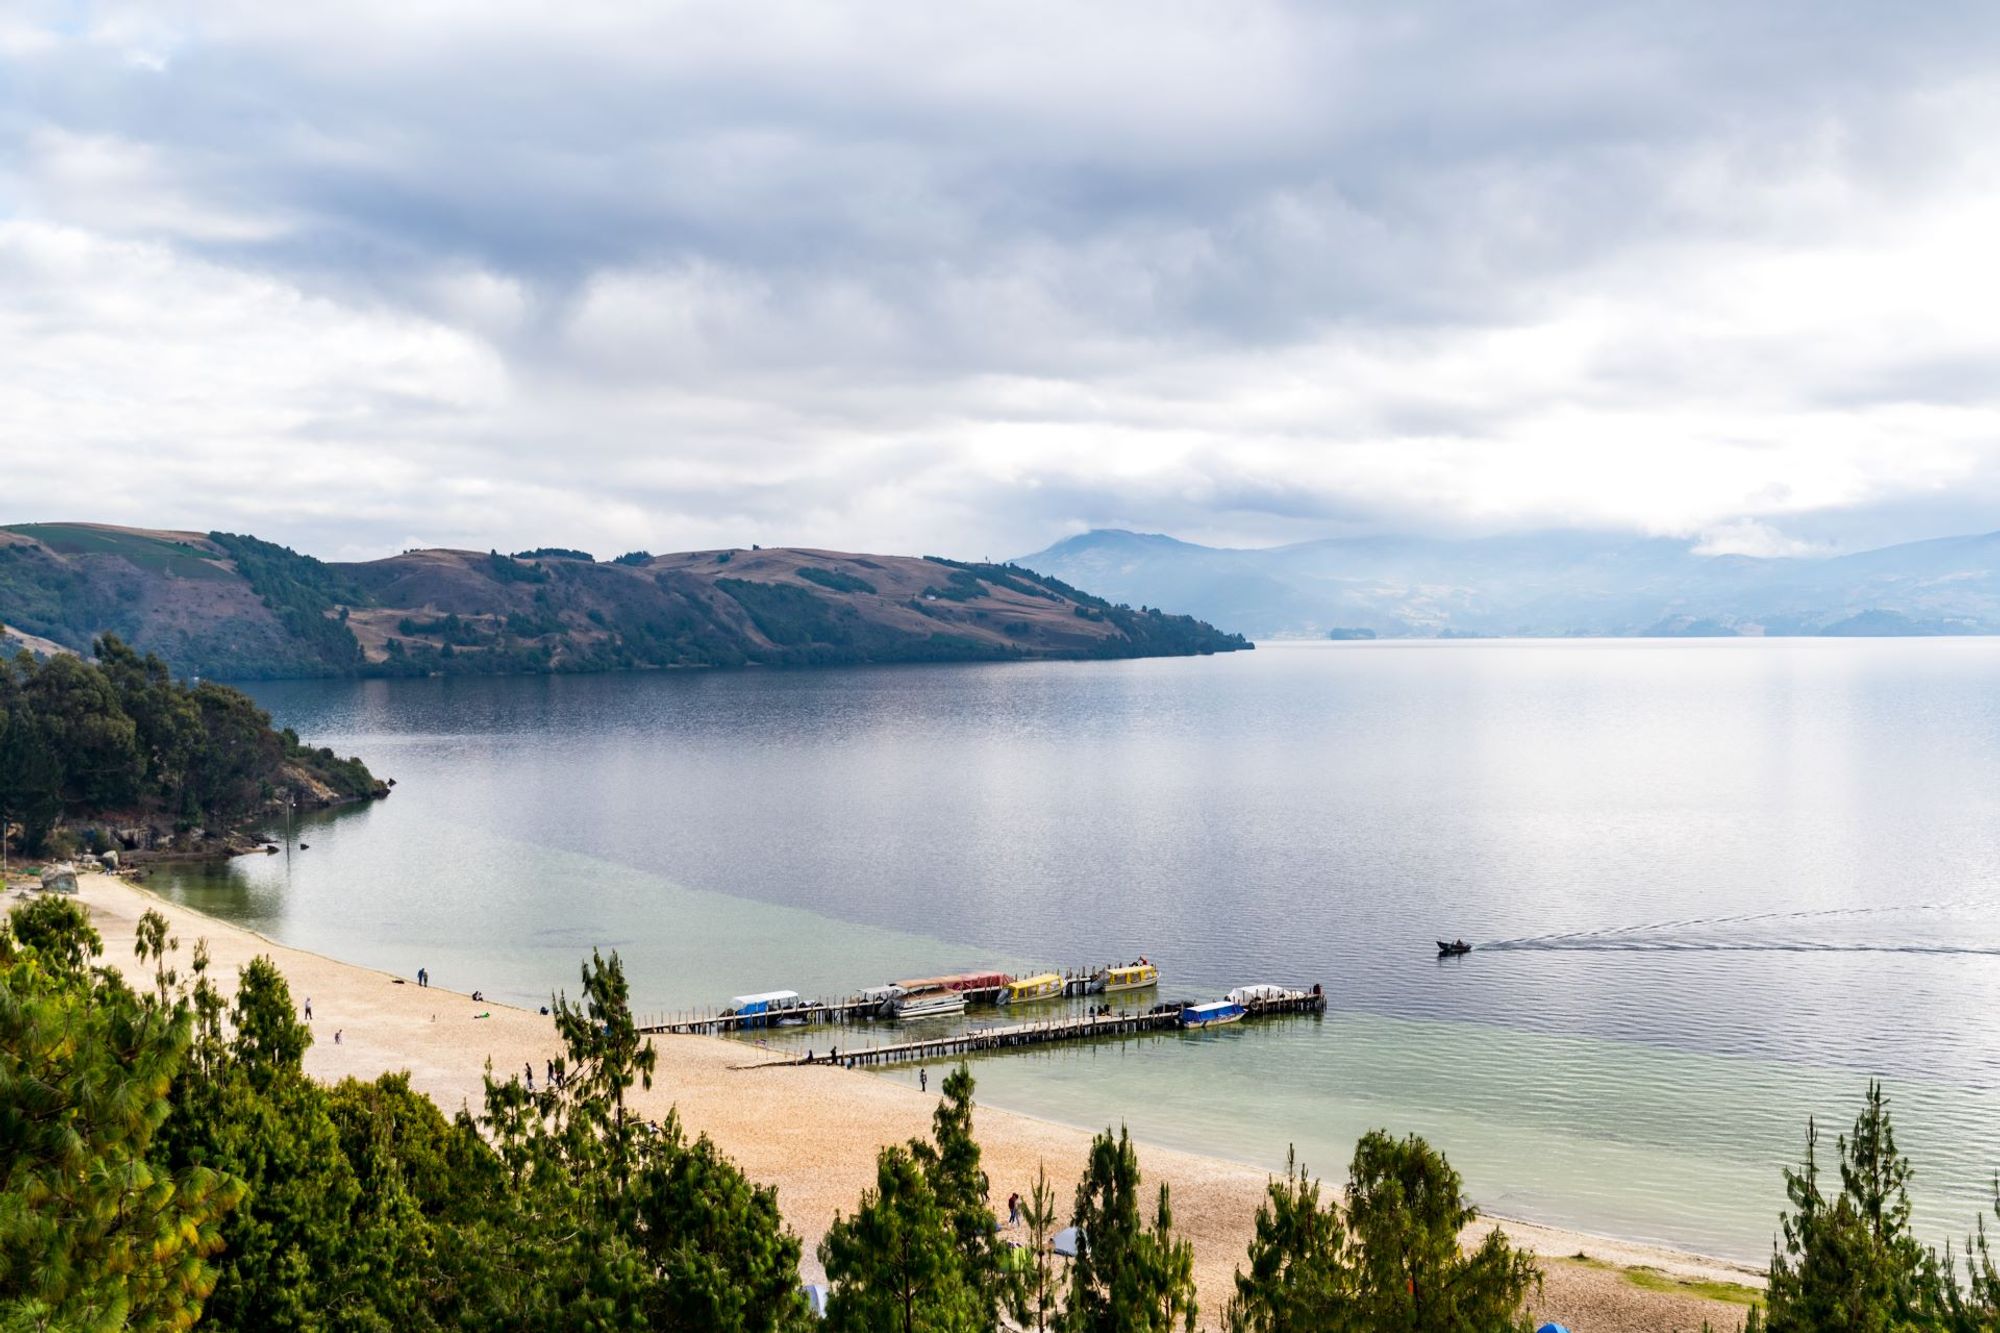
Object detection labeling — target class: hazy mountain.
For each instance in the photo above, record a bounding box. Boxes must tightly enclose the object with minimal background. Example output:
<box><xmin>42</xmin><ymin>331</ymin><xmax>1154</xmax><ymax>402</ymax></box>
<box><xmin>0</xmin><ymin>524</ymin><xmax>1248</xmax><ymax>679</ymax></box>
<box><xmin>1015</xmin><ymin>528</ymin><xmax>2000</xmax><ymax>639</ymax></box>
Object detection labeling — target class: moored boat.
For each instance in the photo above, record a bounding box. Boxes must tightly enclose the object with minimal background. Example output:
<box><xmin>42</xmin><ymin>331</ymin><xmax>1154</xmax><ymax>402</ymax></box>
<box><xmin>1225</xmin><ymin>984</ymin><xmax>1301</xmax><ymax>1005</ymax></box>
<box><xmin>1178</xmin><ymin>999</ymin><xmax>1246</xmax><ymax>1030</ymax></box>
<box><xmin>892</xmin><ymin>971</ymin><xmax>1014</xmax><ymax>1004</ymax></box>
<box><xmin>999</xmin><ymin>972</ymin><xmax>1065</xmax><ymax>1005</ymax></box>
<box><xmin>892</xmin><ymin>970</ymin><xmax>1014</xmax><ymax>993</ymax></box>
<box><xmin>858</xmin><ymin>984</ymin><xmax>904</xmax><ymax>1016</ymax></box>
<box><xmin>891</xmin><ymin>986</ymin><xmax>967</xmax><ymax>1019</ymax></box>
<box><xmin>1099</xmin><ymin>960</ymin><xmax>1159</xmax><ymax>993</ymax></box>
<box><xmin>724</xmin><ymin>990</ymin><xmax>805</xmax><ymax>1028</ymax></box>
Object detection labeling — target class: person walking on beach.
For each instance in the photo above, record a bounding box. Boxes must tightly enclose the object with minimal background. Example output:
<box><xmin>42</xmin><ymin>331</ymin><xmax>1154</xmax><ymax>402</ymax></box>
<box><xmin>525</xmin><ymin>1062</ymin><xmax>534</xmax><ymax>1091</ymax></box>
<box><xmin>303</xmin><ymin>996</ymin><xmax>312</xmax><ymax>1022</ymax></box>
<box><xmin>417</xmin><ymin>967</ymin><xmax>428</xmax><ymax>987</ymax></box>
<box><xmin>334</xmin><ymin>1029</ymin><xmax>342</xmax><ymax>1045</ymax></box>
<box><xmin>919</xmin><ymin>1068</ymin><xmax>927</xmax><ymax>1093</ymax></box>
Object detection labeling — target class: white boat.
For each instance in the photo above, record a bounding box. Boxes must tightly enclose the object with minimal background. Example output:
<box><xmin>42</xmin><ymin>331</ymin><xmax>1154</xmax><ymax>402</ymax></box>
<box><xmin>891</xmin><ymin>986</ymin><xmax>967</xmax><ymax>1019</ymax></box>
<box><xmin>858</xmin><ymin>984</ymin><xmax>905</xmax><ymax>1017</ymax></box>
<box><xmin>1179</xmin><ymin>1000</ymin><xmax>1246</xmax><ymax>1030</ymax></box>
<box><xmin>1225</xmin><ymin>984</ymin><xmax>1300</xmax><ymax>1006</ymax></box>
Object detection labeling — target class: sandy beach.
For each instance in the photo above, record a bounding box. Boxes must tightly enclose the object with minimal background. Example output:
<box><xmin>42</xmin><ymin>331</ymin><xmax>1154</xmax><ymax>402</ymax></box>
<box><xmin>48</xmin><ymin>871</ymin><xmax>1760</xmax><ymax>1332</ymax></box>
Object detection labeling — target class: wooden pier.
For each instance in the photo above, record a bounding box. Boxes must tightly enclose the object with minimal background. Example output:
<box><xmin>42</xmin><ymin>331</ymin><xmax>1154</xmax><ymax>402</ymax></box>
<box><xmin>755</xmin><ymin>990</ymin><xmax>1326</xmax><ymax>1069</ymax></box>
<box><xmin>639</xmin><ymin>996</ymin><xmax>889</xmax><ymax>1036</ymax></box>
<box><xmin>640</xmin><ymin>962</ymin><xmax>1169</xmax><ymax>1036</ymax></box>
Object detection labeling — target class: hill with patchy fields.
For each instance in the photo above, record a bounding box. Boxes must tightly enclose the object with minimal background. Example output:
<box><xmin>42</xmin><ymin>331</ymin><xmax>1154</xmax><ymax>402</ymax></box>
<box><xmin>0</xmin><ymin>524</ymin><xmax>1249</xmax><ymax>680</ymax></box>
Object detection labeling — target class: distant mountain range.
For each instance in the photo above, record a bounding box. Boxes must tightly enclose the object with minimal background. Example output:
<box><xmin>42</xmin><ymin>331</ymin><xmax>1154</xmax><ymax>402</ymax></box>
<box><xmin>0</xmin><ymin>524</ymin><xmax>1248</xmax><ymax>679</ymax></box>
<box><xmin>1014</xmin><ymin>528</ymin><xmax>2000</xmax><ymax>639</ymax></box>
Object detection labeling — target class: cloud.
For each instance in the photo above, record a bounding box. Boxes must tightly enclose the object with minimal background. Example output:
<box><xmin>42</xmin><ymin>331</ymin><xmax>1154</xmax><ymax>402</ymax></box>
<box><xmin>1692</xmin><ymin>521</ymin><xmax>1831</xmax><ymax>559</ymax></box>
<box><xmin>4</xmin><ymin>1</ymin><xmax>2000</xmax><ymax>560</ymax></box>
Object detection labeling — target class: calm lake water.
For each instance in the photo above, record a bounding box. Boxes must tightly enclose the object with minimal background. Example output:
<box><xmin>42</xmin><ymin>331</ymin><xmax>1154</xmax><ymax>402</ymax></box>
<box><xmin>154</xmin><ymin>640</ymin><xmax>2000</xmax><ymax>1263</ymax></box>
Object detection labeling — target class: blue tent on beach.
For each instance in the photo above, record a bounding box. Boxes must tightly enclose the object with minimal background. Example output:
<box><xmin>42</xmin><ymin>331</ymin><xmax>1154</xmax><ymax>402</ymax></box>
<box><xmin>1537</xmin><ymin>1323</ymin><xmax>1573</xmax><ymax>1333</ymax></box>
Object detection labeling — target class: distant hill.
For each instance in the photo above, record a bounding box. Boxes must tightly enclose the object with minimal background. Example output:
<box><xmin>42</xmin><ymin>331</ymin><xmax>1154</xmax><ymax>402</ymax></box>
<box><xmin>0</xmin><ymin>524</ymin><xmax>1249</xmax><ymax>680</ymax></box>
<box><xmin>1014</xmin><ymin>528</ymin><xmax>2000</xmax><ymax>639</ymax></box>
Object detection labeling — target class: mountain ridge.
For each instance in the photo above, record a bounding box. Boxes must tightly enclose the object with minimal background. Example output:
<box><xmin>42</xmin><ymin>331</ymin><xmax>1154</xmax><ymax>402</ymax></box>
<box><xmin>1014</xmin><ymin>527</ymin><xmax>2000</xmax><ymax>639</ymax></box>
<box><xmin>0</xmin><ymin>524</ymin><xmax>1249</xmax><ymax>679</ymax></box>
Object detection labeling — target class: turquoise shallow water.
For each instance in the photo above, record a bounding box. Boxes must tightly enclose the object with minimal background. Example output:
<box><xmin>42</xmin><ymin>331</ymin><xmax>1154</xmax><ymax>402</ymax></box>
<box><xmin>152</xmin><ymin>639</ymin><xmax>2000</xmax><ymax>1262</ymax></box>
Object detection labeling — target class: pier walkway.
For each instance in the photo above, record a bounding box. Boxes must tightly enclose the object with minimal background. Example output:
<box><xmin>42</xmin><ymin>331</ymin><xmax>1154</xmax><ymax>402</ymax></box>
<box><xmin>741</xmin><ymin>991</ymin><xmax>1326</xmax><ymax>1068</ymax></box>
<box><xmin>640</xmin><ymin>996</ymin><xmax>887</xmax><ymax>1036</ymax></box>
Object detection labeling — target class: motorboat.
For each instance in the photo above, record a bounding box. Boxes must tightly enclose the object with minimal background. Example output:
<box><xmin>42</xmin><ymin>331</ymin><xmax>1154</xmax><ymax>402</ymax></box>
<box><xmin>724</xmin><ymin>990</ymin><xmax>806</xmax><ymax>1028</ymax></box>
<box><xmin>999</xmin><ymin>972</ymin><xmax>1065</xmax><ymax>1005</ymax></box>
<box><xmin>891</xmin><ymin>987</ymin><xmax>967</xmax><ymax>1020</ymax></box>
<box><xmin>893</xmin><ymin>971</ymin><xmax>1015</xmax><ymax>1005</ymax></box>
<box><xmin>1099</xmin><ymin>961</ymin><xmax>1159</xmax><ymax>993</ymax></box>
<box><xmin>1437</xmin><ymin>940</ymin><xmax>1472</xmax><ymax>957</ymax></box>
<box><xmin>893</xmin><ymin>970</ymin><xmax>1013</xmax><ymax>993</ymax></box>
<box><xmin>858</xmin><ymin>984</ymin><xmax>904</xmax><ymax>1016</ymax></box>
<box><xmin>1179</xmin><ymin>1000</ymin><xmax>1246</xmax><ymax>1030</ymax></box>
<box><xmin>1225</xmin><ymin>984</ymin><xmax>1301</xmax><ymax>1006</ymax></box>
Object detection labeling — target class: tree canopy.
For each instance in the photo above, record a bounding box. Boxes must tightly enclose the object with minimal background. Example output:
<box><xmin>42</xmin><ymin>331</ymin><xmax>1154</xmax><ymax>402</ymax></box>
<box><xmin>0</xmin><ymin>636</ymin><xmax>381</xmax><ymax>855</ymax></box>
<box><xmin>1224</xmin><ymin>1134</ymin><xmax>1540</xmax><ymax>1333</ymax></box>
<box><xmin>0</xmin><ymin>900</ymin><xmax>812</xmax><ymax>1332</ymax></box>
<box><xmin>1758</xmin><ymin>1081</ymin><xmax>2000</xmax><ymax>1332</ymax></box>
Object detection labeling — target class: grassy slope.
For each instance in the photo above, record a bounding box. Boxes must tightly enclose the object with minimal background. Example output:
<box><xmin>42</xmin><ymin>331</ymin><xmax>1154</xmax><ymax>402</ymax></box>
<box><xmin>0</xmin><ymin>526</ymin><xmax>1249</xmax><ymax>680</ymax></box>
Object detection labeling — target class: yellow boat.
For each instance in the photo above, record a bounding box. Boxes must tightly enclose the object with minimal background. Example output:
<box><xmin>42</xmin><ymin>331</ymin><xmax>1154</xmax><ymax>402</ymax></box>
<box><xmin>1100</xmin><ymin>961</ymin><xmax>1159</xmax><ymax>993</ymax></box>
<box><xmin>1001</xmin><ymin>972</ymin><xmax>1065</xmax><ymax>1004</ymax></box>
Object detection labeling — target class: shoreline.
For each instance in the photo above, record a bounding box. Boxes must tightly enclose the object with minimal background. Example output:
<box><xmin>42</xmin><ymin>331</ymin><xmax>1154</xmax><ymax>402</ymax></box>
<box><xmin>41</xmin><ymin>871</ymin><xmax>1758</xmax><ymax>1332</ymax></box>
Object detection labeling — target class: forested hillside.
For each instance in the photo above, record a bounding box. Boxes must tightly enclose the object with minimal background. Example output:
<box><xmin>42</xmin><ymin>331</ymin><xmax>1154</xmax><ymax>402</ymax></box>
<box><xmin>0</xmin><ymin>636</ymin><xmax>385</xmax><ymax>858</ymax></box>
<box><xmin>0</xmin><ymin>525</ymin><xmax>1250</xmax><ymax>680</ymax></box>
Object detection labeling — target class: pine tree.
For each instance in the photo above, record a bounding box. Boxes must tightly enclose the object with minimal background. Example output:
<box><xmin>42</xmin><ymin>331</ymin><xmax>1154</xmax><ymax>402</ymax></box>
<box><xmin>477</xmin><ymin>948</ymin><xmax>813</xmax><ymax>1331</ymax></box>
<box><xmin>157</xmin><ymin>955</ymin><xmax>370</xmax><ymax>1332</ymax></box>
<box><xmin>820</xmin><ymin>1144</ymin><xmax>988</xmax><ymax>1333</ymax></box>
<box><xmin>1762</xmin><ymin>1082</ymin><xmax>1967</xmax><ymax>1332</ymax></box>
<box><xmin>1224</xmin><ymin>1150</ymin><xmax>1354</xmax><ymax>1332</ymax></box>
<box><xmin>0</xmin><ymin>896</ymin><xmax>243</xmax><ymax>1330</ymax></box>
<box><xmin>629</xmin><ymin>1110</ymin><xmax>813</xmax><ymax>1332</ymax></box>
<box><xmin>1018</xmin><ymin>1163</ymin><xmax>1062</xmax><ymax>1332</ymax></box>
<box><xmin>911</xmin><ymin>1063</ymin><xmax>1014</xmax><ymax>1317</ymax></box>
<box><xmin>1339</xmin><ymin>1131</ymin><xmax>1539</xmax><ymax>1333</ymax></box>
<box><xmin>1945</xmin><ymin>1179</ymin><xmax>2000</xmax><ymax>1328</ymax></box>
<box><xmin>1062</xmin><ymin>1126</ymin><xmax>1197</xmax><ymax>1333</ymax></box>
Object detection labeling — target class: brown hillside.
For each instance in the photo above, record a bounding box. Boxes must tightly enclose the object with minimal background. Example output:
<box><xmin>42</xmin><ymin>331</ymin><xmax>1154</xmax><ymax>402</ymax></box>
<box><xmin>2</xmin><ymin>525</ymin><xmax>1250</xmax><ymax>679</ymax></box>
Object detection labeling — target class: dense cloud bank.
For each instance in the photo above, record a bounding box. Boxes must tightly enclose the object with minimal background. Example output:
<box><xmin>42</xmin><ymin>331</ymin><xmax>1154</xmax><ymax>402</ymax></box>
<box><xmin>5</xmin><ymin>1</ymin><xmax>2000</xmax><ymax>559</ymax></box>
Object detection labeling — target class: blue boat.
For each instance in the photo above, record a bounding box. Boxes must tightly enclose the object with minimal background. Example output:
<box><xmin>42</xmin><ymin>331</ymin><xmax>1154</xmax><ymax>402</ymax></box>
<box><xmin>725</xmin><ymin>989</ymin><xmax>804</xmax><ymax>1029</ymax></box>
<box><xmin>1179</xmin><ymin>999</ymin><xmax>1246</xmax><ymax>1030</ymax></box>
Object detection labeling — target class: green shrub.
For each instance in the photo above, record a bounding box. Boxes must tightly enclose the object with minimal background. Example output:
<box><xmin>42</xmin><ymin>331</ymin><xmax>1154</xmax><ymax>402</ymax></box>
<box><xmin>797</xmin><ymin>566</ymin><xmax>878</xmax><ymax>595</ymax></box>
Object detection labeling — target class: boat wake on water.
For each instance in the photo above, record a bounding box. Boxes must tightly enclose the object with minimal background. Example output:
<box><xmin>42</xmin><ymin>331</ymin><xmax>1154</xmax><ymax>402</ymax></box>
<box><xmin>1476</xmin><ymin>900</ymin><xmax>2000</xmax><ymax>956</ymax></box>
<box><xmin>1481</xmin><ymin>939</ymin><xmax>2000</xmax><ymax>956</ymax></box>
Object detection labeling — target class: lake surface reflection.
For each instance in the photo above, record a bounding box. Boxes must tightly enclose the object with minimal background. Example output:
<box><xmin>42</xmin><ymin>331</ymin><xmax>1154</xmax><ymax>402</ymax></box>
<box><xmin>154</xmin><ymin>639</ymin><xmax>2000</xmax><ymax>1261</ymax></box>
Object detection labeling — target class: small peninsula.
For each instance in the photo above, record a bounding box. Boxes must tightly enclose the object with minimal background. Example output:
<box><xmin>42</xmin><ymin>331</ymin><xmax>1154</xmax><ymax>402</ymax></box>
<box><xmin>0</xmin><ymin>635</ymin><xmax>386</xmax><ymax>862</ymax></box>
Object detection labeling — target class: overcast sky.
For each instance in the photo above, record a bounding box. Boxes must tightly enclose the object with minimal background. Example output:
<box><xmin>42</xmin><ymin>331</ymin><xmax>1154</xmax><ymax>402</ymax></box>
<box><xmin>5</xmin><ymin>1</ymin><xmax>1999</xmax><ymax>562</ymax></box>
